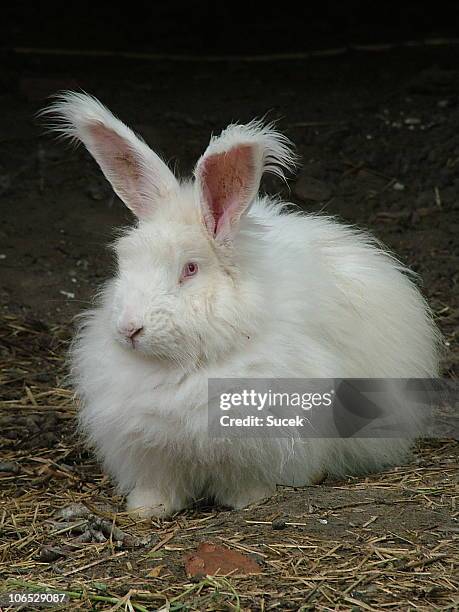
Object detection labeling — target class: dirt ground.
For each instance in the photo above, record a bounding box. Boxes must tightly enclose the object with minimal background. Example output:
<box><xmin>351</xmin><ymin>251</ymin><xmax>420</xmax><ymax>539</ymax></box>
<box><xmin>0</xmin><ymin>45</ymin><xmax>458</xmax><ymax>610</ymax></box>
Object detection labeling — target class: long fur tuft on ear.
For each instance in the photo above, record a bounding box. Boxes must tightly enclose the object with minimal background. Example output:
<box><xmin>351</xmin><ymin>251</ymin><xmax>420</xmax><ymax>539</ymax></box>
<box><xmin>40</xmin><ymin>91</ymin><xmax>178</xmax><ymax>218</ymax></box>
<box><xmin>40</xmin><ymin>91</ymin><xmax>138</xmax><ymax>146</ymax></box>
<box><xmin>204</xmin><ymin>119</ymin><xmax>298</xmax><ymax>182</ymax></box>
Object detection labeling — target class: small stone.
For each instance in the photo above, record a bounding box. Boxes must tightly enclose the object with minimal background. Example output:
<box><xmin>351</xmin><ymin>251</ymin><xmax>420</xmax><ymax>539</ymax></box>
<box><xmin>393</xmin><ymin>182</ymin><xmax>405</xmax><ymax>191</ymax></box>
<box><xmin>36</xmin><ymin>546</ymin><xmax>66</xmax><ymax>562</ymax></box>
<box><xmin>55</xmin><ymin>503</ymin><xmax>90</xmax><ymax>521</ymax></box>
<box><xmin>0</xmin><ymin>461</ymin><xmax>20</xmax><ymax>474</ymax></box>
<box><xmin>184</xmin><ymin>542</ymin><xmax>261</xmax><ymax>577</ymax></box>
<box><xmin>404</xmin><ymin>117</ymin><xmax>421</xmax><ymax>125</ymax></box>
<box><xmin>59</xmin><ymin>290</ymin><xmax>75</xmax><ymax>299</ymax></box>
<box><xmin>271</xmin><ymin>519</ymin><xmax>287</xmax><ymax>530</ymax></box>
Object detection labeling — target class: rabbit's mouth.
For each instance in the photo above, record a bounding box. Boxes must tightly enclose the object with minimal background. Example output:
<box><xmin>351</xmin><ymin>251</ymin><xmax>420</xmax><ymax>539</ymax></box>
<box><xmin>116</xmin><ymin>326</ymin><xmax>200</xmax><ymax>366</ymax></box>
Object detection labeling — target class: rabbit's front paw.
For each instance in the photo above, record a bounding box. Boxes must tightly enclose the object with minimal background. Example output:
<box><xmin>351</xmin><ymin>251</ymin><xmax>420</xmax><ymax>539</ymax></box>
<box><xmin>126</xmin><ymin>487</ymin><xmax>185</xmax><ymax>518</ymax></box>
<box><xmin>217</xmin><ymin>483</ymin><xmax>276</xmax><ymax>510</ymax></box>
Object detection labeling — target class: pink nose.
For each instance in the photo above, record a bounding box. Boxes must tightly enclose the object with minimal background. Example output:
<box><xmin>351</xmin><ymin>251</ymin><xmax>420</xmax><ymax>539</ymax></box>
<box><xmin>119</xmin><ymin>324</ymin><xmax>144</xmax><ymax>341</ymax></box>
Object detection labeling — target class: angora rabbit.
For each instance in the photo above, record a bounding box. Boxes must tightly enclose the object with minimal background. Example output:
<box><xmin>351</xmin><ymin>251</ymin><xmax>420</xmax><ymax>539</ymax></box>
<box><xmin>47</xmin><ymin>93</ymin><xmax>440</xmax><ymax>517</ymax></box>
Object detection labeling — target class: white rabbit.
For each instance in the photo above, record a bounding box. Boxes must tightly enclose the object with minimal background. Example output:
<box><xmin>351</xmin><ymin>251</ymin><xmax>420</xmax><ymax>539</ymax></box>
<box><xmin>47</xmin><ymin>93</ymin><xmax>440</xmax><ymax>517</ymax></box>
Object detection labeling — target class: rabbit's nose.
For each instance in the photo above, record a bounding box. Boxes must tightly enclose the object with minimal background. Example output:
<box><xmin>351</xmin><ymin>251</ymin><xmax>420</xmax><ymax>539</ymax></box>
<box><xmin>119</xmin><ymin>323</ymin><xmax>144</xmax><ymax>342</ymax></box>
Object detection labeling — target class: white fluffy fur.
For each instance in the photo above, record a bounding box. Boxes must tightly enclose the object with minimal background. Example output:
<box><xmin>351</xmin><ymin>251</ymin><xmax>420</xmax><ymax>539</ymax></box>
<box><xmin>49</xmin><ymin>93</ymin><xmax>441</xmax><ymax>518</ymax></box>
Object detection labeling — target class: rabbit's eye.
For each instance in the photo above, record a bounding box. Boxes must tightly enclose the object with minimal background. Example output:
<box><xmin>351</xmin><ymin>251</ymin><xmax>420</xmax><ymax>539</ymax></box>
<box><xmin>180</xmin><ymin>262</ymin><xmax>198</xmax><ymax>282</ymax></box>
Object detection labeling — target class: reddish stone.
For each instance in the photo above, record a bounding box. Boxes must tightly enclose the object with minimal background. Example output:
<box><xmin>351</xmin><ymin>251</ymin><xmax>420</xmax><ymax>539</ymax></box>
<box><xmin>184</xmin><ymin>542</ymin><xmax>262</xmax><ymax>577</ymax></box>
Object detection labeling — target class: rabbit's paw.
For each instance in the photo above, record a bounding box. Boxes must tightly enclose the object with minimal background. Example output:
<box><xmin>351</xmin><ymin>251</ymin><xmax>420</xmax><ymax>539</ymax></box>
<box><xmin>126</xmin><ymin>486</ymin><xmax>185</xmax><ymax>518</ymax></box>
<box><xmin>218</xmin><ymin>483</ymin><xmax>276</xmax><ymax>510</ymax></box>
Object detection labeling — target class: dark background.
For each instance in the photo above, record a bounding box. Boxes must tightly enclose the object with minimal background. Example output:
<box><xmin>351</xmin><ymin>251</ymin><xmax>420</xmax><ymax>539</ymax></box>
<box><xmin>2</xmin><ymin>2</ymin><xmax>459</xmax><ymax>54</ymax></box>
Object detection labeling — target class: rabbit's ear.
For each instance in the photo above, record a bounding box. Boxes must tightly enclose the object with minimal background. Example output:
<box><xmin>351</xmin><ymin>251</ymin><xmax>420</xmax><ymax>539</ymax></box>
<box><xmin>194</xmin><ymin>120</ymin><xmax>296</xmax><ymax>240</ymax></box>
<box><xmin>44</xmin><ymin>92</ymin><xmax>178</xmax><ymax>218</ymax></box>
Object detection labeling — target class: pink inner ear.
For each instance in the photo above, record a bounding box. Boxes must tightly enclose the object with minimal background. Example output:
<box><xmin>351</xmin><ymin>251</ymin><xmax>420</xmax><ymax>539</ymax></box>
<box><xmin>200</xmin><ymin>144</ymin><xmax>255</xmax><ymax>236</ymax></box>
<box><xmin>88</xmin><ymin>124</ymin><xmax>141</xmax><ymax>179</ymax></box>
<box><xmin>87</xmin><ymin>124</ymin><xmax>148</xmax><ymax>216</ymax></box>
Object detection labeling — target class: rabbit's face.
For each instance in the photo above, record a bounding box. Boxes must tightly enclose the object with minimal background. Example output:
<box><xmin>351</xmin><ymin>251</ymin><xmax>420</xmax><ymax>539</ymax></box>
<box><xmin>112</xmin><ymin>206</ymin><xmax>244</xmax><ymax>364</ymax></box>
<box><xmin>47</xmin><ymin>93</ymin><xmax>294</xmax><ymax>366</ymax></box>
